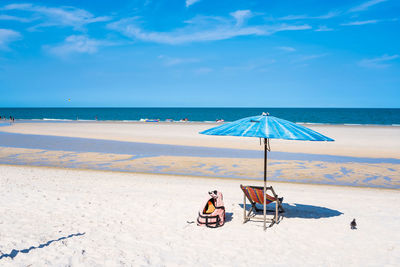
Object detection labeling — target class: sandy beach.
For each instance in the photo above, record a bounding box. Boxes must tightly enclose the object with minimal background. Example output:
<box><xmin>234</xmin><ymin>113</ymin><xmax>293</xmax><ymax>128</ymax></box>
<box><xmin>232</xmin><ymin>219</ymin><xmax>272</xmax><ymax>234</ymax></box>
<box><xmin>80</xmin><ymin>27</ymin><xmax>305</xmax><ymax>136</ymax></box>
<box><xmin>0</xmin><ymin>121</ymin><xmax>399</xmax><ymax>265</ymax></box>
<box><xmin>0</xmin><ymin>164</ymin><xmax>399</xmax><ymax>266</ymax></box>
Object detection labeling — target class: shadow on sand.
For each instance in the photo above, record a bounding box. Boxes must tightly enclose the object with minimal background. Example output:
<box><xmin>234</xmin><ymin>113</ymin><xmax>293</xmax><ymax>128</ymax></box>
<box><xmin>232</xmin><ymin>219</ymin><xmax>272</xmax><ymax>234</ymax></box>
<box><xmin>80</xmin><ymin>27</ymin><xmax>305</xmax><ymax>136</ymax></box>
<box><xmin>0</xmin><ymin>232</ymin><xmax>85</xmax><ymax>260</ymax></box>
<box><xmin>225</xmin><ymin>212</ymin><xmax>234</xmax><ymax>222</ymax></box>
<box><xmin>239</xmin><ymin>203</ymin><xmax>342</xmax><ymax>219</ymax></box>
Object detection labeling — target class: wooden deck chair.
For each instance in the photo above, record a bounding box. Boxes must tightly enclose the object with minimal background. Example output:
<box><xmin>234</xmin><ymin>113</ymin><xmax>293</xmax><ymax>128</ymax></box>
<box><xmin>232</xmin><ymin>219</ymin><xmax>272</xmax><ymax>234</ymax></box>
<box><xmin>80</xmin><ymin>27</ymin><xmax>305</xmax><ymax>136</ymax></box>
<box><xmin>240</xmin><ymin>184</ymin><xmax>284</xmax><ymax>227</ymax></box>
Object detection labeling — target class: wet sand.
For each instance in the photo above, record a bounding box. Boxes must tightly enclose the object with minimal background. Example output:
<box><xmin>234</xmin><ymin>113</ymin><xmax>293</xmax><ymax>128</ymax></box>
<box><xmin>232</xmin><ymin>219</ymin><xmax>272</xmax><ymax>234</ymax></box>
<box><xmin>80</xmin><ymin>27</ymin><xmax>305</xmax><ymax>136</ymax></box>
<box><xmin>2</xmin><ymin>121</ymin><xmax>400</xmax><ymax>159</ymax></box>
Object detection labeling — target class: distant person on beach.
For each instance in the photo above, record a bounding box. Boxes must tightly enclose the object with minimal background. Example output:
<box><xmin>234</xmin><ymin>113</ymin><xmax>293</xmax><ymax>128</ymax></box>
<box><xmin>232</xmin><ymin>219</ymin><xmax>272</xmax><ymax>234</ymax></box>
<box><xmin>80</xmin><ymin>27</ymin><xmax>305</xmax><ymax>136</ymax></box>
<box><xmin>12</xmin><ymin>117</ymin><xmax>15</xmax><ymax>122</ymax></box>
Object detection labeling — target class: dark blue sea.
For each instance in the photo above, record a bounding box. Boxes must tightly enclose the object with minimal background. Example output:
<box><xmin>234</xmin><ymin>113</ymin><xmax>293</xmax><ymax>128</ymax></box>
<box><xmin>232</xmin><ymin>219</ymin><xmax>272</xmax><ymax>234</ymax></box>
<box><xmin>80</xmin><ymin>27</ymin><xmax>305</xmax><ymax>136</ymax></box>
<box><xmin>0</xmin><ymin>108</ymin><xmax>399</xmax><ymax>125</ymax></box>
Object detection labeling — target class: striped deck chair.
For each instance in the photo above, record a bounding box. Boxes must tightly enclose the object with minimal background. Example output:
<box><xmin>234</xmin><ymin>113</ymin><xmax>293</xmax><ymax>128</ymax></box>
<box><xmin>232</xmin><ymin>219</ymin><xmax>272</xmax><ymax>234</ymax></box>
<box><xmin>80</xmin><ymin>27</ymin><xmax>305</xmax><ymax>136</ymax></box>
<box><xmin>240</xmin><ymin>185</ymin><xmax>284</xmax><ymax>227</ymax></box>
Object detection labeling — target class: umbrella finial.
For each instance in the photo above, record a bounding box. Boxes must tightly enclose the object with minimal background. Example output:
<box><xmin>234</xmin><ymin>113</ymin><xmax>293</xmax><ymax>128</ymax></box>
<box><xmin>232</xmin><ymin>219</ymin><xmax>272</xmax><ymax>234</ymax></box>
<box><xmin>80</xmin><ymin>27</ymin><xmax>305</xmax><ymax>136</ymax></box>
<box><xmin>262</xmin><ymin>112</ymin><xmax>269</xmax><ymax>116</ymax></box>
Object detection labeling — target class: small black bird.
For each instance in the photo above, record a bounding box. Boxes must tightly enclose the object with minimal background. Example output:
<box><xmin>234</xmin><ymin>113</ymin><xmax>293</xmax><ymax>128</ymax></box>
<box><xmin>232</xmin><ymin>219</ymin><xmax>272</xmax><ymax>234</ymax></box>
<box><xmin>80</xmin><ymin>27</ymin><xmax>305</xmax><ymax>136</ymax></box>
<box><xmin>350</xmin><ymin>218</ymin><xmax>357</xmax><ymax>230</ymax></box>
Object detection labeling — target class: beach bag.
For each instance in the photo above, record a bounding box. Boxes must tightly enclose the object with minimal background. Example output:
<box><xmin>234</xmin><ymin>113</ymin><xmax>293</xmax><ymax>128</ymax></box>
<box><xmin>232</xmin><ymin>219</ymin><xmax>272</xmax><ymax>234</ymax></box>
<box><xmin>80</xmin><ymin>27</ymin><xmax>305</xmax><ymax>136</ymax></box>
<box><xmin>197</xmin><ymin>190</ymin><xmax>225</xmax><ymax>228</ymax></box>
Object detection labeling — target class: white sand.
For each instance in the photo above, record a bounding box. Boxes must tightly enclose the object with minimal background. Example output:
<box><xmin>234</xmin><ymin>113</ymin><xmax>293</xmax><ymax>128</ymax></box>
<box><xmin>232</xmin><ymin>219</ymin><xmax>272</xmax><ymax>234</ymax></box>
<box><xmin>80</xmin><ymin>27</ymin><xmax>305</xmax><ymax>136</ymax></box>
<box><xmin>0</xmin><ymin>164</ymin><xmax>399</xmax><ymax>266</ymax></box>
<box><xmin>3</xmin><ymin>122</ymin><xmax>400</xmax><ymax>158</ymax></box>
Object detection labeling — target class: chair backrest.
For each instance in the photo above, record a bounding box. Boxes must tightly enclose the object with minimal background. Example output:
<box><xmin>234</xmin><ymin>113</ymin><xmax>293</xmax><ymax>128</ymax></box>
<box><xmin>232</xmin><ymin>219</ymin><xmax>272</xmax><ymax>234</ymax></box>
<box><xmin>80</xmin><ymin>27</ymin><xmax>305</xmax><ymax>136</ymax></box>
<box><xmin>240</xmin><ymin>185</ymin><xmax>276</xmax><ymax>205</ymax></box>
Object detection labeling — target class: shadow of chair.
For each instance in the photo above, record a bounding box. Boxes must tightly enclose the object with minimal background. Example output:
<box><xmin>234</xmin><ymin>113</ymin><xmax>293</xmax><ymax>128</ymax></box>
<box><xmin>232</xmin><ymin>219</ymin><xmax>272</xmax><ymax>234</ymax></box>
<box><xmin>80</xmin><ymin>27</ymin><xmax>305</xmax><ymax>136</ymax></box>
<box><xmin>0</xmin><ymin>232</ymin><xmax>85</xmax><ymax>260</ymax></box>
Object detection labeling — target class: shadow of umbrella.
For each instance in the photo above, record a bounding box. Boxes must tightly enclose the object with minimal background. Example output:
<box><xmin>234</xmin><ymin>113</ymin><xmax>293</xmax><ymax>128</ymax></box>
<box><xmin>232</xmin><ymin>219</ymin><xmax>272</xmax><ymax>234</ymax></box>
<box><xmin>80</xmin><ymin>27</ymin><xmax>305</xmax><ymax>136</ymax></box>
<box><xmin>239</xmin><ymin>203</ymin><xmax>342</xmax><ymax>219</ymax></box>
<box><xmin>0</xmin><ymin>232</ymin><xmax>85</xmax><ymax>260</ymax></box>
<box><xmin>282</xmin><ymin>203</ymin><xmax>343</xmax><ymax>219</ymax></box>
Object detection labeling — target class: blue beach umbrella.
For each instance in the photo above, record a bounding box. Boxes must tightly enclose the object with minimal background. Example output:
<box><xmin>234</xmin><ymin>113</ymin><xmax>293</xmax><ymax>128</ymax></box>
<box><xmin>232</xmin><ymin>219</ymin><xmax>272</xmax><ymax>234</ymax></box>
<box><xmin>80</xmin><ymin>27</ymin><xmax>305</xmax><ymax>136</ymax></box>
<box><xmin>200</xmin><ymin>112</ymin><xmax>334</xmax><ymax>229</ymax></box>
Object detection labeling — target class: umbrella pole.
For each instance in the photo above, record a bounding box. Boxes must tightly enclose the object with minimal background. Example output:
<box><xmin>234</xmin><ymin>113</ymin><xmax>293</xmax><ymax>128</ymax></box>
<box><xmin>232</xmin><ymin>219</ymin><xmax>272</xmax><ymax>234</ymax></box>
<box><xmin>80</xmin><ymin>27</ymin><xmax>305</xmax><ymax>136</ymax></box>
<box><xmin>263</xmin><ymin>138</ymin><xmax>267</xmax><ymax>231</ymax></box>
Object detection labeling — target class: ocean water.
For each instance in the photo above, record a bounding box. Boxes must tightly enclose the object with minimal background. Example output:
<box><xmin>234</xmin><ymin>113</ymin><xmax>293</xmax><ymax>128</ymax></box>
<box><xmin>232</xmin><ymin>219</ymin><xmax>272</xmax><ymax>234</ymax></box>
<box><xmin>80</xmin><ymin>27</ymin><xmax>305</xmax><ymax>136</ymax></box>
<box><xmin>0</xmin><ymin>108</ymin><xmax>399</xmax><ymax>125</ymax></box>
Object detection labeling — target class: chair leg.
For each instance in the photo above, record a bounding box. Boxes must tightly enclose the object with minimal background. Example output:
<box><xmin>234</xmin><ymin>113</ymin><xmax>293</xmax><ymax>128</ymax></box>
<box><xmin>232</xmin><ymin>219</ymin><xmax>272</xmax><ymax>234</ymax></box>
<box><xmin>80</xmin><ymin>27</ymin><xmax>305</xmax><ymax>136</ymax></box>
<box><xmin>247</xmin><ymin>206</ymin><xmax>254</xmax><ymax>218</ymax></box>
<box><xmin>243</xmin><ymin>193</ymin><xmax>247</xmax><ymax>223</ymax></box>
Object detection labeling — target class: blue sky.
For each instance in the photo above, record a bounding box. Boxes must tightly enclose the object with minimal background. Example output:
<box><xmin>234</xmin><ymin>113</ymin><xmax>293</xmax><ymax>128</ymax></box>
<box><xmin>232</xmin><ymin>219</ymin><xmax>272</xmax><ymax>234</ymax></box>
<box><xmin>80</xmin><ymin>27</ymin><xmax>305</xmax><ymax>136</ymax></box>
<box><xmin>0</xmin><ymin>0</ymin><xmax>399</xmax><ymax>107</ymax></box>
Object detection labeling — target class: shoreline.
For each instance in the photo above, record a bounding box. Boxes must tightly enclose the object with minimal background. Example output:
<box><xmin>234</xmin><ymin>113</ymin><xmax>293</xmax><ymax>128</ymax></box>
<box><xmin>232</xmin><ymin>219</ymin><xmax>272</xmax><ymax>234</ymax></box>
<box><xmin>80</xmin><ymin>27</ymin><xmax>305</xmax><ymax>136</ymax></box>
<box><xmin>3</xmin><ymin>118</ymin><xmax>400</xmax><ymax>127</ymax></box>
<box><xmin>0</xmin><ymin>121</ymin><xmax>399</xmax><ymax>189</ymax></box>
<box><xmin>0</xmin><ymin>145</ymin><xmax>398</xmax><ymax>189</ymax></box>
<box><xmin>1</xmin><ymin>163</ymin><xmax>398</xmax><ymax>191</ymax></box>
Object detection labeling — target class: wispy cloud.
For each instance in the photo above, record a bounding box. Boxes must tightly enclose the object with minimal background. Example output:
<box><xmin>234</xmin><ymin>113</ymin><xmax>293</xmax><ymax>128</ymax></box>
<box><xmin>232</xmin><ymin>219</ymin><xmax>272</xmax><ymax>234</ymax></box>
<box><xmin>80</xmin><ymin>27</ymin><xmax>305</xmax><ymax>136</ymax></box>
<box><xmin>277</xmin><ymin>46</ymin><xmax>296</xmax><ymax>52</ymax></box>
<box><xmin>223</xmin><ymin>59</ymin><xmax>276</xmax><ymax>72</ymax></box>
<box><xmin>2</xmin><ymin>3</ymin><xmax>111</xmax><ymax>31</ymax></box>
<box><xmin>315</xmin><ymin>25</ymin><xmax>334</xmax><ymax>31</ymax></box>
<box><xmin>341</xmin><ymin>18</ymin><xmax>397</xmax><ymax>26</ymax></box>
<box><xmin>278</xmin><ymin>11</ymin><xmax>340</xmax><ymax>21</ymax></box>
<box><xmin>292</xmin><ymin>54</ymin><xmax>328</xmax><ymax>63</ymax></box>
<box><xmin>349</xmin><ymin>0</ymin><xmax>387</xmax><ymax>13</ymax></box>
<box><xmin>186</xmin><ymin>0</ymin><xmax>201</xmax><ymax>8</ymax></box>
<box><xmin>107</xmin><ymin>11</ymin><xmax>311</xmax><ymax>45</ymax></box>
<box><xmin>0</xmin><ymin>14</ymin><xmax>32</xmax><ymax>22</ymax></box>
<box><xmin>0</xmin><ymin>28</ymin><xmax>21</xmax><ymax>50</ymax></box>
<box><xmin>358</xmin><ymin>54</ymin><xmax>399</xmax><ymax>68</ymax></box>
<box><xmin>230</xmin><ymin>10</ymin><xmax>252</xmax><ymax>26</ymax></box>
<box><xmin>44</xmin><ymin>35</ymin><xmax>111</xmax><ymax>57</ymax></box>
<box><xmin>194</xmin><ymin>67</ymin><xmax>213</xmax><ymax>74</ymax></box>
<box><xmin>341</xmin><ymin>19</ymin><xmax>380</xmax><ymax>26</ymax></box>
<box><xmin>158</xmin><ymin>55</ymin><xmax>199</xmax><ymax>66</ymax></box>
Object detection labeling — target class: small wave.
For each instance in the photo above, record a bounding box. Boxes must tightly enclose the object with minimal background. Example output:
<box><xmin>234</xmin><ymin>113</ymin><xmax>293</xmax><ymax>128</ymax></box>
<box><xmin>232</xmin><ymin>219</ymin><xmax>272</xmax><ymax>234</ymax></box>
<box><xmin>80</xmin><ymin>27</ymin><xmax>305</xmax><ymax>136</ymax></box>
<box><xmin>8</xmin><ymin>118</ymin><xmax>400</xmax><ymax>127</ymax></box>
<box><xmin>303</xmin><ymin>122</ymin><xmax>327</xmax><ymax>125</ymax></box>
<box><xmin>43</xmin><ymin>118</ymin><xmax>73</xmax><ymax>121</ymax></box>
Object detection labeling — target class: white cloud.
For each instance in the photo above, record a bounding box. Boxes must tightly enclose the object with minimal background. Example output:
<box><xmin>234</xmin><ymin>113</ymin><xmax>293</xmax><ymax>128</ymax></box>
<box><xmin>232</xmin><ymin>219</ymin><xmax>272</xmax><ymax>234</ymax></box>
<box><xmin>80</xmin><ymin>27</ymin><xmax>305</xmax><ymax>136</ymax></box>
<box><xmin>277</xmin><ymin>46</ymin><xmax>296</xmax><ymax>52</ymax></box>
<box><xmin>230</xmin><ymin>10</ymin><xmax>252</xmax><ymax>26</ymax></box>
<box><xmin>278</xmin><ymin>11</ymin><xmax>340</xmax><ymax>21</ymax></box>
<box><xmin>45</xmin><ymin>35</ymin><xmax>110</xmax><ymax>56</ymax></box>
<box><xmin>341</xmin><ymin>18</ymin><xmax>398</xmax><ymax>26</ymax></box>
<box><xmin>315</xmin><ymin>25</ymin><xmax>334</xmax><ymax>31</ymax></box>
<box><xmin>223</xmin><ymin>59</ymin><xmax>276</xmax><ymax>72</ymax></box>
<box><xmin>358</xmin><ymin>54</ymin><xmax>399</xmax><ymax>68</ymax></box>
<box><xmin>0</xmin><ymin>28</ymin><xmax>21</xmax><ymax>50</ymax></box>
<box><xmin>341</xmin><ymin>20</ymin><xmax>379</xmax><ymax>26</ymax></box>
<box><xmin>292</xmin><ymin>54</ymin><xmax>328</xmax><ymax>63</ymax></box>
<box><xmin>349</xmin><ymin>0</ymin><xmax>387</xmax><ymax>13</ymax></box>
<box><xmin>0</xmin><ymin>14</ymin><xmax>31</xmax><ymax>22</ymax></box>
<box><xmin>107</xmin><ymin>13</ymin><xmax>311</xmax><ymax>45</ymax></box>
<box><xmin>158</xmin><ymin>55</ymin><xmax>199</xmax><ymax>66</ymax></box>
<box><xmin>2</xmin><ymin>3</ymin><xmax>111</xmax><ymax>30</ymax></box>
<box><xmin>186</xmin><ymin>0</ymin><xmax>201</xmax><ymax>8</ymax></box>
<box><xmin>194</xmin><ymin>67</ymin><xmax>213</xmax><ymax>74</ymax></box>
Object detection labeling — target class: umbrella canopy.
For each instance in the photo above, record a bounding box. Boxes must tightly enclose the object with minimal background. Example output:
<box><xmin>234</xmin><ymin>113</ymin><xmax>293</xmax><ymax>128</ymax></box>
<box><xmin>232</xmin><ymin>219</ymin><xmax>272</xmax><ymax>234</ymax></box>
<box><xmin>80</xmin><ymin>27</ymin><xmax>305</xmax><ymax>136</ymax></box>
<box><xmin>200</xmin><ymin>113</ymin><xmax>334</xmax><ymax>230</ymax></box>
<box><xmin>200</xmin><ymin>113</ymin><xmax>334</xmax><ymax>141</ymax></box>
